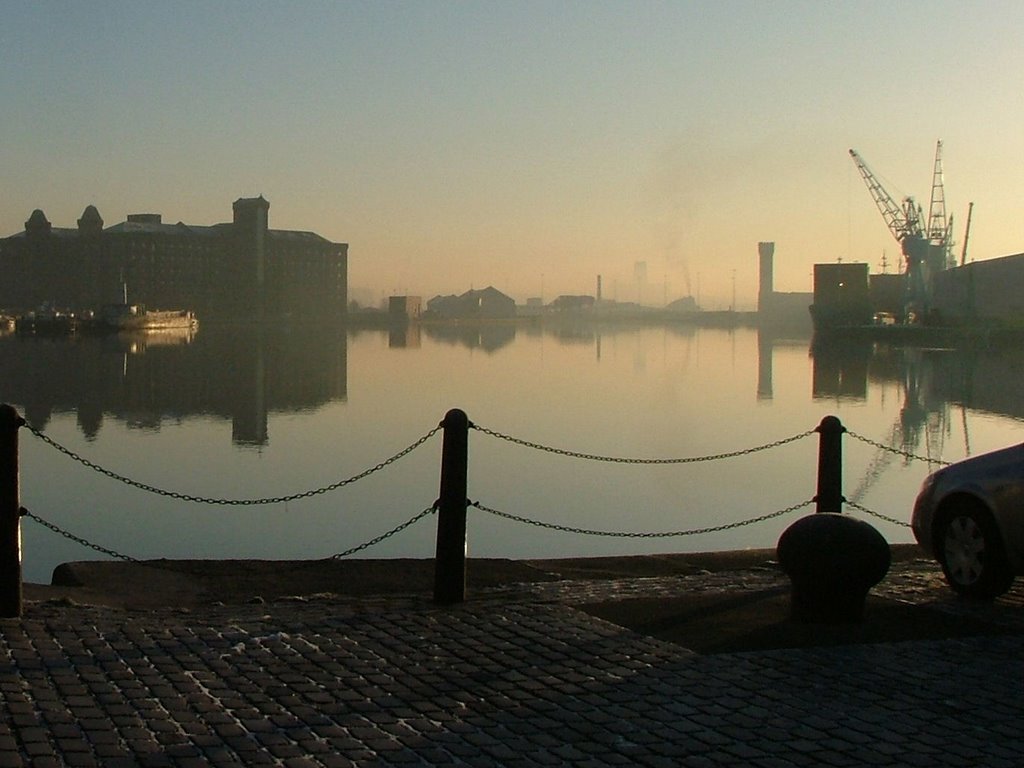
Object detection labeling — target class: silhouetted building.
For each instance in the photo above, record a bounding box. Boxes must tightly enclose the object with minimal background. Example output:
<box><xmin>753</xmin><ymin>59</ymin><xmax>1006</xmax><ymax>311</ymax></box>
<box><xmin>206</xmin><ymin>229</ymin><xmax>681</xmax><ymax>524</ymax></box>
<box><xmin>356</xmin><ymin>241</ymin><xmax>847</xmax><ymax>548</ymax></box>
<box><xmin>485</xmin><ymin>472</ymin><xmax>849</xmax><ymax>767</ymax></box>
<box><xmin>666</xmin><ymin>296</ymin><xmax>698</xmax><ymax>313</ymax></box>
<box><xmin>932</xmin><ymin>252</ymin><xmax>1024</xmax><ymax>322</ymax></box>
<box><xmin>549</xmin><ymin>295</ymin><xmax>595</xmax><ymax>312</ymax></box>
<box><xmin>869</xmin><ymin>272</ymin><xmax>905</xmax><ymax>317</ymax></box>
<box><xmin>0</xmin><ymin>197</ymin><xmax>347</xmax><ymax>321</ymax></box>
<box><xmin>810</xmin><ymin>263</ymin><xmax>872</xmax><ymax>327</ymax></box>
<box><xmin>389</xmin><ymin>295</ymin><xmax>422</xmax><ymax>320</ymax></box>
<box><xmin>757</xmin><ymin>241</ymin><xmax>812</xmax><ymax>325</ymax></box>
<box><xmin>426</xmin><ymin>287</ymin><xmax>516</xmax><ymax>319</ymax></box>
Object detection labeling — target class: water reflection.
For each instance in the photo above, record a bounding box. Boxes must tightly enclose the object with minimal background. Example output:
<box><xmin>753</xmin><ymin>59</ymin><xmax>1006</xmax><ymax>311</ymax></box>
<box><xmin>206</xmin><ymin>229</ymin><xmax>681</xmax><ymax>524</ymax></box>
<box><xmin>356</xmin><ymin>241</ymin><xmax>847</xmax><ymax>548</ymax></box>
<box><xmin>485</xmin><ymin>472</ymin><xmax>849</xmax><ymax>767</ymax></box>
<box><xmin>420</xmin><ymin>322</ymin><xmax>516</xmax><ymax>352</ymax></box>
<box><xmin>6</xmin><ymin>318</ymin><xmax>1024</xmax><ymax>455</ymax></box>
<box><xmin>0</xmin><ymin>324</ymin><xmax>348</xmax><ymax>446</ymax></box>
<box><xmin>13</xmin><ymin>321</ymin><xmax>1024</xmax><ymax>583</ymax></box>
<box><xmin>389</xmin><ymin>324</ymin><xmax>421</xmax><ymax>349</ymax></box>
<box><xmin>810</xmin><ymin>337</ymin><xmax>1024</xmax><ymax>460</ymax></box>
<box><xmin>756</xmin><ymin>327</ymin><xmax>813</xmax><ymax>401</ymax></box>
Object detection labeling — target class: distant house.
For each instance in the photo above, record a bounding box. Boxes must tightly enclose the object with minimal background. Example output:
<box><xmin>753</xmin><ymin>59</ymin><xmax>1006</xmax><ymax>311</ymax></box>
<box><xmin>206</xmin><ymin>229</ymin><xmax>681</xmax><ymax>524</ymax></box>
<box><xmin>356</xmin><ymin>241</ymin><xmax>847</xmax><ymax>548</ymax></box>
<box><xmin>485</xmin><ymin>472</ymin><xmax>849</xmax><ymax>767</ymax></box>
<box><xmin>666</xmin><ymin>296</ymin><xmax>698</xmax><ymax>313</ymax></box>
<box><xmin>426</xmin><ymin>287</ymin><xmax>516</xmax><ymax>319</ymax></box>
<box><xmin>549</xmin><ymin>295</ymin><xmax>595</xmax><ymax>313</ymax></box>
<box><xmin>517</xmin><ymin>297</ymin><xmax>545</xmax><ymax>317</ymax></box>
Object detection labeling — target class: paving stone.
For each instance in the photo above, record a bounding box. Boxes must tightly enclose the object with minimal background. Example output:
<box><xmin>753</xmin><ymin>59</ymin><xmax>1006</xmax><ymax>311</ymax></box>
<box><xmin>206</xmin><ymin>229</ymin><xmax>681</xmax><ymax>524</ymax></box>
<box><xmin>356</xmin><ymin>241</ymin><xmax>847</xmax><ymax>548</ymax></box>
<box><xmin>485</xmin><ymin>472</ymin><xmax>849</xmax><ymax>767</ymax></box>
<box><xmin>3</xmin><ymin>565</ymin><xmax>1024</xmax><ymax>766</ymax></box>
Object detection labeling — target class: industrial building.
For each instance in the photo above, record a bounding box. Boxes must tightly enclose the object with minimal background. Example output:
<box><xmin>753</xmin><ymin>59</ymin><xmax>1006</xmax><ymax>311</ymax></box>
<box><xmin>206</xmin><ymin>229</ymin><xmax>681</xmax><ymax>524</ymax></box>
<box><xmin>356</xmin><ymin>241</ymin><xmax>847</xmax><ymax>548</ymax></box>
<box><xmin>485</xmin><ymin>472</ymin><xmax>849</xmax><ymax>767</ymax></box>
<box><xmin>933</xmin><ymin>252</ymin><xmax>1024</xmax><ymax>323</ymax></box>
<box><xmin>388</xmin><ymin>295</ymin><xmax>423</xmax><ymax>321</ymax></box>
<box><xmin>810</xmin><ymin>263</ymin><xmax>873</xmax><ymax>328</ymax></box>
<box><xmin>756</xmin><ymin>241</ymin><xmax>813</xmax><ymax>325</ymax></box>
<box><xmin>0</xmin><ymin>197</ymin><xmax>348</xmax><ymax>321</ymax></box>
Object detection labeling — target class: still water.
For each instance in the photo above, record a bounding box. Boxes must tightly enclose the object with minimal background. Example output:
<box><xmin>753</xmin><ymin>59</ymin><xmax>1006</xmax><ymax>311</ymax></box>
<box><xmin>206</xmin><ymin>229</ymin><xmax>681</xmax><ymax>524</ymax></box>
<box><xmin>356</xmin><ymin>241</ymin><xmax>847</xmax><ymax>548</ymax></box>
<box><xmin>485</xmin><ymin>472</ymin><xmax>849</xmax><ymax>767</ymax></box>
<box><xmin>5</xmin><ymin>320</ymin><xmax>1024</xmax><ymax>584</ymax></box>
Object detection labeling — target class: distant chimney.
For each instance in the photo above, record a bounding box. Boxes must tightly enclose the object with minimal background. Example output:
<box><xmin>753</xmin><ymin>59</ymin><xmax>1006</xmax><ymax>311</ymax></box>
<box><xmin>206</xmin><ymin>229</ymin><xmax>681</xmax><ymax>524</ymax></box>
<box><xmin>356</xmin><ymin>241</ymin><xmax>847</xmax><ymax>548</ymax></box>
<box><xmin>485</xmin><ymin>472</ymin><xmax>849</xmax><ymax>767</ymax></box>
<box><xmin>597</xmin><ymin>274</ymin><xmax>602</xmax><ymax>302</ymax></box>
<box><xmin>758</xmin><ymin>241</ymin><xmax>775</xmax><ymax>312</ymax></box>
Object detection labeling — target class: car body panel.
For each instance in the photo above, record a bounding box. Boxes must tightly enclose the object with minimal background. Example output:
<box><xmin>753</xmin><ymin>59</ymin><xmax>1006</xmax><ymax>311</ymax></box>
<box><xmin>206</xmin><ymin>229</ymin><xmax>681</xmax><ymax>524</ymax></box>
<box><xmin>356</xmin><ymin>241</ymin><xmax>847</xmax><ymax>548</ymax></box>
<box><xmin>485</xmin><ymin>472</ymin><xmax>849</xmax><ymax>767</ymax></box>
<box><xmin>911</xmin><ymin>443</ymin><xmax>1024</xmax><ymax>572</ymax></box>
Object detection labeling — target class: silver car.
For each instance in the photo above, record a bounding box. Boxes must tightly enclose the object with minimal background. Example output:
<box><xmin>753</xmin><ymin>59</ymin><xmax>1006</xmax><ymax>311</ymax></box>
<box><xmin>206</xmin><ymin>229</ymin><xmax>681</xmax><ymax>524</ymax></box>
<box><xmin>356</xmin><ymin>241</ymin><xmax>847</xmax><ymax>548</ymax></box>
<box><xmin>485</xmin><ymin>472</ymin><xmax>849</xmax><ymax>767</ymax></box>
<box><xmin>912</xmin><ymin>444</ymin><xmax>1024</xmax><ymax>598</ymax></box>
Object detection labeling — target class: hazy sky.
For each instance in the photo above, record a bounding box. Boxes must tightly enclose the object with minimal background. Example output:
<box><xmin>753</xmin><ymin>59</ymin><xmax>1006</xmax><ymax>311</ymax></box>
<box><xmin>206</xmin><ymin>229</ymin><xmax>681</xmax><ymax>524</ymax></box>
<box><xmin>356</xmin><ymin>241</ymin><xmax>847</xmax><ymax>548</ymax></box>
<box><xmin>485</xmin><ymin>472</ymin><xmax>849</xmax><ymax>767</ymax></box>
<box><xmin>3</xmin><ymin>1</ymin><xmax>1022</xmax><ymax>308</ymax></box>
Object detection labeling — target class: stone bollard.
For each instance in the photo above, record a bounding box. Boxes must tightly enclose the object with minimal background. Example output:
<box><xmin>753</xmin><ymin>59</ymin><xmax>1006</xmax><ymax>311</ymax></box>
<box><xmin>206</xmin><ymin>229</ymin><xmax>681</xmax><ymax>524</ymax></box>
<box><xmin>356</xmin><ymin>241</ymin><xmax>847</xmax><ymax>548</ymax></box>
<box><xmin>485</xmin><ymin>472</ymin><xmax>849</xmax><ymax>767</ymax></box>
<box><xmin>776</xmin><ymin>513</ymin><xmax>890</xmax><ymax>623</ymax></box>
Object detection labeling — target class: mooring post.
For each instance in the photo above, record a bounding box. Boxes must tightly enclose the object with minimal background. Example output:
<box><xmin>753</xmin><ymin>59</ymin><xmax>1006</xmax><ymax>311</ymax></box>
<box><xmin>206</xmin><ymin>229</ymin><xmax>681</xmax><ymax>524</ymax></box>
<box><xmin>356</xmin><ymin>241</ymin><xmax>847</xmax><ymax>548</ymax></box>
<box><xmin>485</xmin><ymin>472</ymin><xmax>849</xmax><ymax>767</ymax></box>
<box><xmin>815</xmin><ymin>415</ymin><xmax>844</xmax><ymax>514</ymax></box>
<box><xmin>0</xmin><ymin>404</ymin><xmax>25</xmax><ymax>618</ymax></box>
<box><xmin>434</xmin><ymin>408</ymin><xmax>469</xmax><ymax>605</ymax></box>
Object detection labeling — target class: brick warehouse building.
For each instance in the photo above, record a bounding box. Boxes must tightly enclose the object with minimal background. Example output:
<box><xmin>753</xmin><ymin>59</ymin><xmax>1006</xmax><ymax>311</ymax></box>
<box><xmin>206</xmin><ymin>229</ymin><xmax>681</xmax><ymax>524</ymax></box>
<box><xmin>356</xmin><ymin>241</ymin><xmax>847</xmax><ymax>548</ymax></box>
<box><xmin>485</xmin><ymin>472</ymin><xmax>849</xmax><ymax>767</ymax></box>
<box><xmin>0</xmin><ymin>196</ymin><xmax>347</xmax><ymax>321</ymax></box>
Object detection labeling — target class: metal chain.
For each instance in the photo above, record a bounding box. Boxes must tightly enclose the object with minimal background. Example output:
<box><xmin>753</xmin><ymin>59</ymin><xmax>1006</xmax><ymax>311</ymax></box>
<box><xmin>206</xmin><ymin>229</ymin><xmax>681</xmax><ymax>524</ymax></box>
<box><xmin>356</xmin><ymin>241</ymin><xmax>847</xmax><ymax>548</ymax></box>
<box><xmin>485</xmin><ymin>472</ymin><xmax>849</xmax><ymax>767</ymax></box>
<box><xmin>846</xmin><ymin>429</ymin><xmax>952</xmax><ymax>467</ymax></box>
<box><xmin>845</xmin><ymin>499</ymin><xmax>912</xmax><ymax>528</ymax></box>
<box><xmin>23</xmin><ymin>423</ymin><xmax>441</xmax><ymax>506</ymax></box>
<box><xmin>470</xmin><ymin>424</ymin><xmax>817</xmax><ymax>464</ymax></box>
<box><xmin>327</xmin><ymin>504</ymin><xmax>437</xmax><ymax>559</ymax></box>
<box><xmin>469</xmin><ymin>498</ymin><xmax>814</xmax><ymax>538</ymax></box>
<box><xmin>24</xmin><ymin>503</ymin><xmax>438</xmax><ymax>565</ymax></box>
<box><xmin>22</xmin><ymin>508</ymin><xmax>140</xmax><ymax>562</ymax></box>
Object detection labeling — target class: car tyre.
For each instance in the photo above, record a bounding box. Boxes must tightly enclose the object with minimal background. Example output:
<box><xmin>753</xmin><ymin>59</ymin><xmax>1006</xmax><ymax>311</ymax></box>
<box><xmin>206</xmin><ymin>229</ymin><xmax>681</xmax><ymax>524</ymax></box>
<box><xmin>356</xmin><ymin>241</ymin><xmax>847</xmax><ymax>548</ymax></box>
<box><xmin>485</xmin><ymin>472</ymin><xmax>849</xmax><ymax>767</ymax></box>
<box><xmin>937</xmin><ymin>502</ymin><xmax>1014</xmax><ymax>599</ymax></box>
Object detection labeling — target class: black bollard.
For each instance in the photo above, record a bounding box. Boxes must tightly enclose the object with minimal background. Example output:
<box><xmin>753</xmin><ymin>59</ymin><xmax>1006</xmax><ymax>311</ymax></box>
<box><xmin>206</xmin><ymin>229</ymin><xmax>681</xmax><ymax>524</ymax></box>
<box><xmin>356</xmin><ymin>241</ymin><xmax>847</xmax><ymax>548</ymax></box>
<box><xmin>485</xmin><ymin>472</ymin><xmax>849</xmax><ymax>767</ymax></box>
<box><xmin>0</xmin><ymin>404</ymin><xmax>24</xmax><ymax>618</ymax></box>
<box><xmin>815</xmin><ymin>415</ymin><xmax>844</xmax><ymax>514</ymax></box>
<box><xmin>434</xmin><ymin>409</ymin><xmax>469</xmax><ymax>604</ymax></box>
<box><xmin>777</xmin><ymin>513</ymin><xmax>891</xmax><ymax>623</ymax></box>
<box><xmin>777</xmin><ymin>415</ymin><xmax>890</xmax><ymax>622</ymax></box>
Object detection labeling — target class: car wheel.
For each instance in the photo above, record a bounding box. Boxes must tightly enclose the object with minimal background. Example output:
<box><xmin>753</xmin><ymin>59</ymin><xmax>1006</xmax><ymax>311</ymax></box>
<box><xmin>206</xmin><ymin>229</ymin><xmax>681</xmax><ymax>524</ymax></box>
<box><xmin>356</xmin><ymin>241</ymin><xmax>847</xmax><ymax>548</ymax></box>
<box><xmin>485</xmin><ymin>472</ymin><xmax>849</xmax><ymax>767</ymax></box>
<box><xmin>938</xmin><ymin>504</ymin><xmax>1014</xmax><ymax>599</ymax></box>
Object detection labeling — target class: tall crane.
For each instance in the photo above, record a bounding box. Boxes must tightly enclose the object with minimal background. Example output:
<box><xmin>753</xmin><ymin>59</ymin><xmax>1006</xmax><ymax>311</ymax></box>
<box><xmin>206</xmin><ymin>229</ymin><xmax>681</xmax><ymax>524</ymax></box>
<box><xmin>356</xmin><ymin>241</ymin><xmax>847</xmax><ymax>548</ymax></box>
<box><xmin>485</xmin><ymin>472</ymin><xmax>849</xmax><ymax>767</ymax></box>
<box><xmin>849</xmin><ymin>141</ymin><xmax>952</xmax><ymax>319</ymax></box>
<box><xmin>926</xmin><ymin>140</ymin><xmax>955</xmax><ymax>270</ymax></box>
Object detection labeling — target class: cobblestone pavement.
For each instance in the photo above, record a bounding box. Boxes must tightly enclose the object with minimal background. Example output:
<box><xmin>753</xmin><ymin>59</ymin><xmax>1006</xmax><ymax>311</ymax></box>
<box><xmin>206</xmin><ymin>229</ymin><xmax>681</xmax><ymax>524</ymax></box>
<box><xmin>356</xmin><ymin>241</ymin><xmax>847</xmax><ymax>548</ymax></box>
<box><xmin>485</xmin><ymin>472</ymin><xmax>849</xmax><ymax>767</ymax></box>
<box><xmin>2</xmin><ymin>561</ymin><xmax>1023</xmax><ymax>766</ymax></box>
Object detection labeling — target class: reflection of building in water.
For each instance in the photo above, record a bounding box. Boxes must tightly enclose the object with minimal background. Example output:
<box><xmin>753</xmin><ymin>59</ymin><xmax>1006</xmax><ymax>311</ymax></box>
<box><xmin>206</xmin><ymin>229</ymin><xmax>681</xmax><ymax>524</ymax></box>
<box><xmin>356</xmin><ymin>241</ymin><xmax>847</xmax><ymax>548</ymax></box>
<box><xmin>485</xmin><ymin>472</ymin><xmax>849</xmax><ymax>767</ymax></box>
<box><xmin>422</xmin><ymin>323</ymin><xmax>515</xmax><ymax>353</ymax></box>
<box><xmin>389</xmin><ymin>324</ymin><xmax>422</xmax><ymax>349</ymax></box>
<box><xmin>807</xmin><ymin>339</ymin><xmax>1024</xmax><ymax>466</ymax></box>
<box><xmin>811</xmin><ymin>340</ymin><xmax>949</xmax><ymax>453</ymax></box>
<box><xmin>930</xmin><ymin>344</ymin><xmax>1024</xmax><ymax>422</ymax></box>
<box><xmin>0</xmin><ymin>325</ymin><xmax>347</xmax><ymax>446</ymax></box>
<box><xmin>0</xmin><ymin>197</ymin><xmax>347</xmax><ymax>321</ymax></box>
<box><xmin>230</xmin><ymin>331</ymin><xmax>269</xmax><ymax>446</ymax></box>
<box><xmin>757</xmin><ymin>330</ymin><xmax>772</xmax><ymax>400</ymax></box>
<box><xmin>810</xmin><ymin>338</ymin><xmax>871</xmax><ymax>401</ymax></box>
<box><xmin>755</xmin><ymin>326</ymin><xmax>814</xmax><ymax>401</ymax></box>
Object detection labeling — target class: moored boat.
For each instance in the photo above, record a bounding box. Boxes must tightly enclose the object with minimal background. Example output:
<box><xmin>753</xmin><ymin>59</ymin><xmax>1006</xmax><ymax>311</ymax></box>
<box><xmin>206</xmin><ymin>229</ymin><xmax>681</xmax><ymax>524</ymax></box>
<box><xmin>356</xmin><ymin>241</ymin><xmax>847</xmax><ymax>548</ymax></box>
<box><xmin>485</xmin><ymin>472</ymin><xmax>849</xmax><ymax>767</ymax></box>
<box><xmin>98</xmin><ymin>303</ymin><xmax>198</xmax><ymax>331</ymax></box>
<box><xmin>15</xmin><ymin>303</ymin><xmax>80</xmax><ymax>335</ymax></box>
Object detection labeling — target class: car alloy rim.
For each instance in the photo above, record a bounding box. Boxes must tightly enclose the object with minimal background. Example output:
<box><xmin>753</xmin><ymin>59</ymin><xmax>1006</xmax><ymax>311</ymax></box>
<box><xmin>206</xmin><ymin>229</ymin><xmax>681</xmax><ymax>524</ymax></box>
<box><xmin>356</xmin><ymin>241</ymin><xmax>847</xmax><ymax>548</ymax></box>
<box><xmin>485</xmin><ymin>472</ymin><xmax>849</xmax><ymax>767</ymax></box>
<box><xmin>944</xmin><ymin>515</ymin><xmax>985</xmax><ymax>586</ymax></box>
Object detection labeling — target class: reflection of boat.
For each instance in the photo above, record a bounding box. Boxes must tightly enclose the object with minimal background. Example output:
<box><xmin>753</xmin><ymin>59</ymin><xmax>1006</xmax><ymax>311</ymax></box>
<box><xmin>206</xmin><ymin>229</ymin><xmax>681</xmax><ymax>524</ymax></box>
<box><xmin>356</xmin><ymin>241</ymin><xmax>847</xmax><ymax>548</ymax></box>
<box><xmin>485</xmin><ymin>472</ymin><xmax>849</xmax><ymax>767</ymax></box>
<box><xmin>97</xmin><ymin>303</ymin><xmax>198</xmax><ymax>332</ymax></box>
<box><xmin>108</xmin><ymin>326</ymin><xmax>198</xmax><ymax>353</ymax></box>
